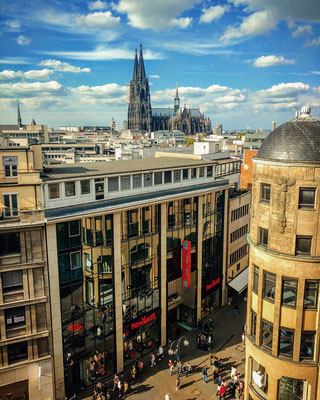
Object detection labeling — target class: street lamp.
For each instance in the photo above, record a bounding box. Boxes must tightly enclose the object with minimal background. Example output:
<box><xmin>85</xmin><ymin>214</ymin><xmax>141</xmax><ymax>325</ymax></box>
<box><xmin>168</xmin><ymin>336</ymin><xmax>189</xmax><ymax>359</ymax></box>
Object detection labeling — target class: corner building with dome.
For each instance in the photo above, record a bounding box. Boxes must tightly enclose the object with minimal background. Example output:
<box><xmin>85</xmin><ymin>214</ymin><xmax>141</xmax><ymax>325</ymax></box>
<box><xmin>244</xmin><ymin>107</ymin><xmax>320</xmax><ymax>400</ymax></box>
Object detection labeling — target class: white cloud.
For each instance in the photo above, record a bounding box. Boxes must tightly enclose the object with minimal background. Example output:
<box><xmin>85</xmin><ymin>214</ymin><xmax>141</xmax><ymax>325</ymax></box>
<box><xmin>253</xmin><ymin>55</ymin><xmax>295</xmax><ymax>67</ymax></box>
<box><xmin>170</xmin><ymin>17</ymin><xmax>192</xmax><ymax>29</ymax></box>
<box><xmin>292</xmin><ymin>25</ymin><xmax>312</xmax><ymax>37</ymax></box>
<box><xmin>312</xmin><ymin>71</ymin><xmax>320</xmax><ymax>75</ymax></box>
<box><xmin>200</xmin><ymin>5</ymin><xmax>228</xmax><ymax>23</ymax></box>
<box><xmin>150</xmin><ymin>75</ymin><xmax>160</xmax><ymax>79</ymax></box>
<box><xmin>17</xmin><ymin>35</ymin><xmax>31</xmax><ymax>46</ymax></box>
<box><xmin>113</xmin><ymin>0</ymin><xmax>199</xmax><ymax>30</ymax></box>
<box><xmin>39</xmin><ymin>59</ymin><xmax>90</xmax><ymax>73</ymax></box>
<box><xmin>88</xmin><ymin>0</ymin><xmax>108</xmax><ymax>10</ymax></box>
<box><xmin>43</xmin><ymin>45</ymin><xmax>163</xmax><ymax>61</ymax></box>
<box><xmin>256</xmin><ymin>82</ymin><xmax>310</xmax><ymax>99</ymax></box>
<box><xmin>0</xmin><ymin>69</ymin><xmax>54</xmax><ymax>82</ymax></box>
<box><xmin>221</xmin><ymin>10</ymin><xmax>276</xmax><ymax>41</ymax></box>
<box><xmin>305</xmin><ymin>36</ymin><xmax>320</xmax><ymax>47</ymax></box>
<box><xmin>75</xmin><ymin>11</ymin><xmax>120</xmax><ymax>28</ymax></box>
<box><xmin>5</xmin><ymin>20</ymin><xmax>21</xmax><ymax>31</ymax></box>
<box><xmin>0</xmin><ymin>57</ymin><xmax>30</xmax><ymax>65</ymax></box>
<box><xmin>0</xmin><ymin>81</ymin><xmax>69</xmax><ymax>98</ymax></box>
<box><xmin>74</xmin><ymin>83</ymin><xmax>127</xmax><ymax>104</ymax></box>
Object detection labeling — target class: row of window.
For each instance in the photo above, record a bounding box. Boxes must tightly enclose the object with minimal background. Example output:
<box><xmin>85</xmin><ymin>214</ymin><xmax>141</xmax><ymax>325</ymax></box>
<box><xmin>48</xmin><ymin>166</ymin><xmax>215</xmax><ymax>200</ymax></box>
<box><xmin>216</xmin><ymin>161</ymin><xmax>241</xmax><ymax>176</ymax></box>
<box><xmin>253</xmin><ymin>266</ymin><xmax>319</xmax><ymax>309</ymax></box>
<box><xmin>251</xmin><ymin>312</ymin><xmax>315</xmax><ymax>360</ymax></box>
<box><xmin>258</xmin><ymin>227</ymin><xmax>312</xmax><ymax>255</ymax></box>
<box><xmin>261</xmin><ymin>184</ymin><xmax>317</xmax><ymax>209</ymax></box>
<box><xmin>230</xmin><ymin>224</ymin><xmax>248</xmax><ymax>243</ymax></box>
<box><xmin>231</xmin><ymin>204</ymin><xmax>249</xmax><ymax>222</ymax></box>
<box><xmin>229</xmin><ymin>243</ymin><xmax>248</xmax><ymax>266</ymax></box>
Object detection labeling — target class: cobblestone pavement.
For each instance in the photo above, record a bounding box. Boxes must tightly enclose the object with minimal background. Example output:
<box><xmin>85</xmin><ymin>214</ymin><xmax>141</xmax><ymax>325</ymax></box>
<box><xmin>84</xmin><ymin>299</ymin><xmax>247</xmax><ymax>400</ymax></box>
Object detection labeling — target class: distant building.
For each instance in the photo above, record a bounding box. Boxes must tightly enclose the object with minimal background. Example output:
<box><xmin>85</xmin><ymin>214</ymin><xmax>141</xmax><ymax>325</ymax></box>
<box><xmin>272</xmin><ymin>120</ymin><xmax>276</xmax><ymax>131</ymax></box>
<box><xmin>240</xmin><ymin>149</ymin><xmax>258</xmax><ymax>191</ymax></box>
<box><xmin>214</xmin><ymin>124</ymin><xmax>223</xmax><ymax>135</ymax></box>
<box><xmin>243</xmin><ymin>131</ymin><xmax>269</xmax><ymax>150</ymax></box>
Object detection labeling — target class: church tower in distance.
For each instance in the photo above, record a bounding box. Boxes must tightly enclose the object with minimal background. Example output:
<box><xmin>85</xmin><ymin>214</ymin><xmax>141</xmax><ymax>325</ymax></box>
<box><xmin>127</xmin><ymin>44</ymin><xmax>152</xmax><ymax>131</ymax></box>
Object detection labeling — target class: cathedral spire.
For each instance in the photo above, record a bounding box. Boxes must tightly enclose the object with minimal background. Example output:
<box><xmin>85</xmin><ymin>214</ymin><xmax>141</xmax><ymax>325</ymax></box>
<box><xmin>132</xmin><ymin>48</ymin><xmax>138</xmax><ymax>80</ymax></box>
<box><xmin>138</xmin><ymin>43</ymin><xmax>146</xmax><ymax>81</ymax></box>
<box><xmin>174</xmin><ymin>82</ymin><xmax>180</xmax><ymax>113</ymax></box>
<box><xmin>17</xmin><ymin>100</ymin><xmax>22</xmax><ymax>127</ymax></box>
<box><xmin>175</xmin><ymin>82</ymin><xmax>179</xmax><ymax>98</ymax></box>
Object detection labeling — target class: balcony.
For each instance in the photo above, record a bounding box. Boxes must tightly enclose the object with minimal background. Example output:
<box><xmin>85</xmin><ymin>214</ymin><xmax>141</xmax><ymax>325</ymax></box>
<box><xmin>0</xmin><ymin>176</ymin><xmax>18</xmax><ymax>184</ymax></box>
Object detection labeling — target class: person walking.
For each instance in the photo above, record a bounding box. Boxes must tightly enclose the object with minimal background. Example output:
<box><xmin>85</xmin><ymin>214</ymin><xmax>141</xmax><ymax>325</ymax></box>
<box><xmin>168</xmin><ymin>360</ymin><xmax>174</xmax><ymax>376</ymax></box>
<box><xmin>202</xmin><ymin>365</ymin><xmax>208</xmax><ymax>383</ymax></box>
<box><xmin>150</xmin><ymin>353</ymin><xmax>156</xmax><ymax>367</ymax></box>
<box><xmin>112</xmin><ymin>375</ymin><xmax>119</xmax><ymax>391</ymax></box>
<box><xmin>177</xmin><ymin>359</ymin><xmax>182</xmax><ymax>377</ymax></box>
<box><xmin>165</xmin><ymin>394</ymin><xmax>171</xmax><ymax>400</ymax></box>
<box><xmin>130</xmin><ymin>365</ymin><xmax>136</xmax><ymax>383</ymax></box>
<box><xmin>186</xmin><ymin>362</ymin><xmax>192</xmax><ymax>377</ymax></box>
<box><xmin>158</xmin><ymin>345</ymin><xmax>164</xmax><ymax>360</ymax></box>
<box><xmin>117</xmin><ymin>380</ymin><xmax>122</xmax><ymax>398</ymax></box>
<box><xmin>219</xmin><ymin>383</ymin><xmax>226</xmax><ymax>400</ymax></box>
<box><xmin>138</xmin><ymin>360</ymin><xmax>144</xmax><ymax>377</ymax></box>
<box><xmin>176</xmin><ymin>377</ymin><xmax>180</xmax><ymax>391</ymax></box>
<box><xmin>174</xmin><ymin>349</ymin><xmax>178</xmax><ymax>364</ymax></box>
<box><xmin>123</xmin><ymin>381</ymin><xmax>129</xmax><ymax>398</ymax></box>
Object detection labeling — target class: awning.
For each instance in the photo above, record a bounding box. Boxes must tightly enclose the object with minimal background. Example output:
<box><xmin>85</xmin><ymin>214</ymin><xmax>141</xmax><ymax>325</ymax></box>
<box><xmin>228</xmin><ymin>267</ymin><xmax>249</xmax><ymax>293</ymax></box>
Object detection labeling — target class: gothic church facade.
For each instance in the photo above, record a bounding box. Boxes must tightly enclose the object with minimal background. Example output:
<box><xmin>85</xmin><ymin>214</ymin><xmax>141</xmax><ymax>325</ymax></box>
<box><xmin>127</xmin><ymin>45</ymin><xmax>211</xmax><ymax>135</ymax></box>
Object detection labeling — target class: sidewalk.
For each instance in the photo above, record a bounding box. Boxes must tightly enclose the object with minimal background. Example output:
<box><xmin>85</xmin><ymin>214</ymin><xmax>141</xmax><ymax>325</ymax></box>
<box><xmin>84</xmin><ymin>299</ymin><xmax>247</xmax><ymax>400</ymax></box>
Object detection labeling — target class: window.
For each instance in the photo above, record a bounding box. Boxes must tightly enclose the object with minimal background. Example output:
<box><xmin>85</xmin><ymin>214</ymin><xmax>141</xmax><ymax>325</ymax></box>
<box><xmin>261</xmin><ymin>321</ymin><xmax>273</xmax><ymax>350</ymax></box>
<box><xmin>2</xmin><ymin>270</ymin><xmax>23</xmax><ymax>293</ymax></box>
<box><xmin>261</xmin><ymin>184</ymin><xmax>271</xmax><ymax>203</ymax></box>
<box><xmin>121</xmin><ymin>176</ymin><xmax>131</xmax><ymax>191</ymax></box>
<box><xmin>48</xmin><ymin>183</ymin><xmax>60</xmax><ymax>199</ymax></box>
<box><xmin>65</xmin><ymin>181</ymin><xmax>75</xmax><ymax>197</ymax></box>
<box><xmin>128</xmin><ymin>209</ymin><xmax>138</xmax><ymax>237</ymax></box>
<box><xmin>251</xmin><ymin>359</ymin><xmax>268</xmax><ymax>399</ymax></box>
<box><xmin>304</xmin><ymin>281</ymin><xmax>319</xmax><ymax>309</ymax></box>
<box><xmin>282</xmin><ymin>279</ymin><xmax>297</xmax><ymax>307</ymax></box>
<box><xmin>70</xmin><ymin>251</ymin><xmax>81</xmax><ymax>270</ymax></box>
<box><xmin>264</xmin><ymin>272</ymin><xmax>276</xmax><ymax>302</ymax></box>
<box><xmin>3</xmin><ymin>194</ymin><xmax>18</xmax><ymax>217</ymax></box>
<box><xmin>108</xmin><ymin>177</ymin><xmax>119</xmax><ymax>192</ymax></box>
<box><xmin>259</xmin><ymin>228</ymin><xmax>268</xmax><ymax>247</ymax></box>
<box><xmin>207</xmin><ymin>166</ymin><xmax>213</xmax><ymax>177</ymax></box>
<box><xmin>296</xmin><ymin>236</ymin><xmax>311</xmax><ymax>255</ymax></box>
<box><xmin>183</xmin><ymin>169</ymin><xmax>189</xmax><ymax>180</ymax></box>
<box><xmin>300</xmin><ymin>332</ymin><xmax>314</xmax><ymax>359</ymax></box>
<box><xmin>251</xmin><ymin>312</ymin><xmax>257</xmax><ymax>339</ymax></box>
<box><xmin>3</xmin><ymin>156</ymin><xmax>18</xmax><ymax>177</ymax></box>
<box><xmin>8</xmin><ymin>341</ymin><xmax>28</xmax><ymax>364</ymax></box>
<box><xmin>133</xmin><ymin>174</ymin><xmax>142</xmax><ymax>189</ymax></box>
<box><xmin>154</xmin><ymin>172</ymin><xmax>162</xmax><ymax>185</ymax></box>
<box><xmin>253</xmin><ymin>266</ymin><xmax>259</xmax><ymax>293</ymax></box>
<box><xmin>174</xmin><ymin>170</ymin><xmax>181</xmax><ymax>183</ymax></box>
<box><xmin>5</xmin><ymin>306</ymin><xmax>25</xmax><ymax>328</ymax></box>
<box><xmin>142</xmin><ymin>207</ymin><xmax>151</xmax><ymax>233</ymax></box>
<box><xmin>299</xmin><ymin>188</ymin><xmax>315</xmax><ymax>209</ymax></box>
<box><xmin>279</xmin><ymin>377</ymin><xmax>308</xmax><ymax>400</ymax></box>
<box><xmin>279</xmin><ymin>328</ymin><xmax>294</xmax><ymax>357</ymax></box>
<box><xmin>0</xmin><ymin>233</ymin><xmax>20</xmax><ymax>256</ymax></box>
<box><xmin>95</xmin><ymin>178</ymin><xmax>104</xmax><ymax>200</ymax></box>
<box><xmin>144</xmin><ymin>173</ymin><xmax>152</xmax><ymax>187</ymax></box>
<box><xmin>164</xmin><ymin>171</ymin><xmax>172</xmax><ymax>184</ymax></box>
<box><xmin>191</xmin><ymin>168</ymin><xmax>197</xmax><ymax>179</ymax></box>
<box><xmin>69</xmin><ymin>220</ymin><xmax>80</xmax><ymax>237</ymax></box>
<box><xmin>199</xmin><ymin>167</ymin><xmax>205</xmax><ymax>178</ymax></box>
<box><xmin>80</xmin><ymin>180</ymin><xmax>91</xmax><ymax>195</ymax></box>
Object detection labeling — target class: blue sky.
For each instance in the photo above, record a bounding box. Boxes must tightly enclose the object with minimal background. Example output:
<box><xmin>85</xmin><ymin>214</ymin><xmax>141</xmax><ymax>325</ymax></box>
<box><xmin>0</xmin><ymin>0</ymin><xmax>319</xmax><ymax>130</ymax></box>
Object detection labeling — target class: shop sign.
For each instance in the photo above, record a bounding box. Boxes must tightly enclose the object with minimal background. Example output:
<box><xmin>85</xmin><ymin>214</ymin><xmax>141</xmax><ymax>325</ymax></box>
<box><xmin>182</xmin><ymin>240</ymin><xmax>191</xmax><ymax>288</ymax></box>
<box><xmin>131</xmin><ymin>311</ymin><xmax>156</xmax><ymax>330</ymax></box>
<box><xmin>206</xmin><ymin>277</ymin><xmax>220</xmax><ymax>292</ymax></box>
<box><xmin>168</xmin><ymin>295</ymin><xmax>181</xmax><ymax>307</ymax></box>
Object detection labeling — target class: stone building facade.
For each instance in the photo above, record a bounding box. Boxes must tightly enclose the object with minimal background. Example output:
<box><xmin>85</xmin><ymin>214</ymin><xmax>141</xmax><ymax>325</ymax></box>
<box><xmin>245</xmin><ymin>107</ymin><xmax>320</xmax><ymax>399</ymax></box>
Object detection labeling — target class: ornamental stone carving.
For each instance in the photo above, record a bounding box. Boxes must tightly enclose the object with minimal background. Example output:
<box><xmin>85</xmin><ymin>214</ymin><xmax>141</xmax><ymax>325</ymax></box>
<box><xmin>274</xmin><ymin>177</ymin><xmax>296</xmax><ymax>233</ymax></box>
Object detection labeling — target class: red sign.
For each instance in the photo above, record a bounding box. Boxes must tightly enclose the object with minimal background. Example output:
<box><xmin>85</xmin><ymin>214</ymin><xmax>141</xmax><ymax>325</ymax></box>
<box><xmin>131</xmin><ymin>312</ymin><xmax>156</xmax><ymax>330</ymax></box>
<box><xmin>182</xmin><ymin>240</ymin><xmax>191</xmax><ymax>288</ymax></box>
<box><xmin>206</xmin><ymin>277</ymin><xmax>220</xmax><ymax>292</ymax></box>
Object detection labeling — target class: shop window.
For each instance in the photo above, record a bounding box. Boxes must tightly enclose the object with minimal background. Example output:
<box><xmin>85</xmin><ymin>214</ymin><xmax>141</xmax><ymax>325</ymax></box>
<box><xmin>70</xmin><ymin>251</ymin><xmax>81</xmax><ymax>270</ymax></box>
<box><xmin>251</xmin><ymin>312</ymin><xmax>257</xmax><ymax>339</ymax></box>
<box><xmin>121</xmin><ymin>176</ymin><xmax>131</xmax><ymax>191</ymax></box>
<box><xmin>191</xmin><ymin>168</ymin><xmax>197</xmax><ymax>179</ymax></box>
<box><xmin>133</xmin><ymin>174</ymin><xmax>142</xmax><ymax>189</ymax></box>
<box><xmin>144</xmin><ymin>173</ymin><xmax>152</xmax><ymax>187</ymax></box>
<box><xmin>261</xmin><ymin>184</ymin><xmax>271</xmax><ymax>204</ymax></box>
<box><xmin>282</xmin><ymin>279</ymin><xmax>297</xmax><ymax>307</ymax></box>
<box><xmin>304</xmin><ymin>280</ymin><xmax>318</xmax><ymax>309</ymax></box>
<box><xmin>142</xmin><ymin>207</ymin><xmax>151</xmax><ymax>234</ymax></box>
<box><xmin>2</xmin><ymin>270</ymin><xmax>23</xmax><ymax>293</ymax></box>
<box><xmin>174</xmin><ymin>170</ymin><xmax>181</xmax><ymax>183</ymax></box>
<box><xmin>296</xmin><ymin>236</ymin><xmax>311</xmax><ymax>255</ymax></box>
<box><xmin>164</xmin><ymin>171</ymin><xmax>172</xmax><ymax>184</ymax></box>
<box><xmin>5</xmin><ymin>306</ymin><xmax>25</xmax><ymax>328</ymax></box>
<box><xmin>199</xmin><ymin>167</ymin><xmax>205</xmax><ymax>178</ymax></box>
<box><xmin>49</xmin><ymin>183</ymin><xmax>60</xmax><ymax>199</ymax></box>
<box><xmin>0</xmin><ymin>232</ymin><xmax>20</xmax><ymax>256</ymax></box>
<box><xmin>279</xmin><ymin>328</ymin><xmax>294</xmax><ymax>357</ymax></box>
<box><xmin>261</xmin><ymin>321</ymin><xmax>273</xmax><ymax>350</ymax></box>
<box><xmin>251</xmin><ymin>358</ymin><xmax>268</xmax><ymax>399</ymax></box>
<box><xmin>108</xmin><ymin>177</ymin><xmax>119</xmax><ymax>192</ymax></box>
<box><xmin>253</xmin><ymin>266</ymin><xmax>259</xmax><ymax>293</ymax></box>
<box><xmin>128</xmin><ymin>209</ymin><xmax>138</xmax><ymax>237</ymax></box>
<box><xmin>99</xmin><ymin>280</ymin><xmax>113</xmax><ymax>305</ymax></box>
<box><xmin>65</xmin><ymin>181</ymin><xmax>76</xmax><ymax>197</ymax></box>
<box><xmin>259</xmin><ymin>228</ymin><xmax>268</xmax><ymax>247</ymax></box>
<box><xmin>80</xmin><ymin>179</ymin><xmax>91</xmax><ymax>195</ymax></box>
<box><xmin>69</xmin><ymin>220</ymin><xmax>80</xmax><ymax>237</ymax></box>
<box><xmin>183</xmin><ymin>169</ymin><xmax>189</xmax><ymax>180</ymax></box>
<box><xmin>154</xmin><ymin>172</ymin><xmax>162</xmax><ymax>185</ymax></box>
<box><xmin>3</xmin><ymin>156</ymin><xmax>18</xmax><ymax>177</ymax></box>
<box><xmin>167</xmin><ymin>202</ymin><xmax>175</xmax><ymax>227</ymax></box>
<box><xmin>300</xmin><ymin>332</ymin><xmax>314</xmax><ymax>360</ymax></box>
<box><xmin>263</xmin><ymin>272</ymin><xmax>276</xmax><ymax>302</ymax></box>
<box><xmin>207</xmin><ymin>166</ymin><xmax>213</xmax><ymax>177</ymax></box>
<box><xmin>279</xmin><ymin>377</ymin><xmax>309</xmax><ymax>400</ymax></box>
<box><xmin>299</xmin><ymin>188</ymin><xmax>315</xmax><ymax>209</ymax></box>
<box><xmin>130</xmin><ymin>243</ymin><xmax>150</xmax><ymax>264</ymax></box>
<box><xmin>3</xmin><ymin>193</ymin><xmax>18</xmax><ymax>217</ymax></box>
<box><xmin>105</xmin><ymin>214</ymin><xmax>113</xmax><ymax>242</ymax></box>
<box><xmin>8</xmin><ymin>341</ymin><xmax>28</xmax><ymax>364</ymax></box>
<box><xmin>130</xmin><ymin>264</ymin><xmax>151</xmax><ymax>290</ymax></box>
<box><xmin>98</xmin><ymin>255</ymin><xmax>112</xmax><ymax>274</ymax></box>
<box><xmin>94</xmin><ymin>216</ymin><xmax>103</xmax><ymax>244</ymax></box>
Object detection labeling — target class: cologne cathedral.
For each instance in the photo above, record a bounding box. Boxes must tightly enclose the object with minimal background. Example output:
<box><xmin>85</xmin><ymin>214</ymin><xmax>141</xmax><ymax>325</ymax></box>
<box><xmin>127</xmin><ymin>45</ymin><xmax>211</xmax><ymax>135</ymax></box>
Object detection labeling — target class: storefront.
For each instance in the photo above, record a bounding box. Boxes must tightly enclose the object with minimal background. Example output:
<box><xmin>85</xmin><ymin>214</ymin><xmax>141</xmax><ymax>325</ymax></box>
<box><xmin>201</xmin><ymin>277</ymin><xmax>221</xmax><ymax>319</ymax></box>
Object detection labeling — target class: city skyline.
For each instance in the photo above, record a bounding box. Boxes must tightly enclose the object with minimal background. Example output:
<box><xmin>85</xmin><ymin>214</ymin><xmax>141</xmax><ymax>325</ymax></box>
<box><xmin>0</xmin><ymin>0</ymin><xmax>319</xmax><ymax>129</ymax></box>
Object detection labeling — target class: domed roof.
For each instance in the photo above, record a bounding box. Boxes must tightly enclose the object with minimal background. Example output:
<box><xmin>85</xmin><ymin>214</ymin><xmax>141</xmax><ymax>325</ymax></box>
<box><xmin>257</xmin><ymin>108</ymin><xmax>320</xmax><ymax>163</ymax></box>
